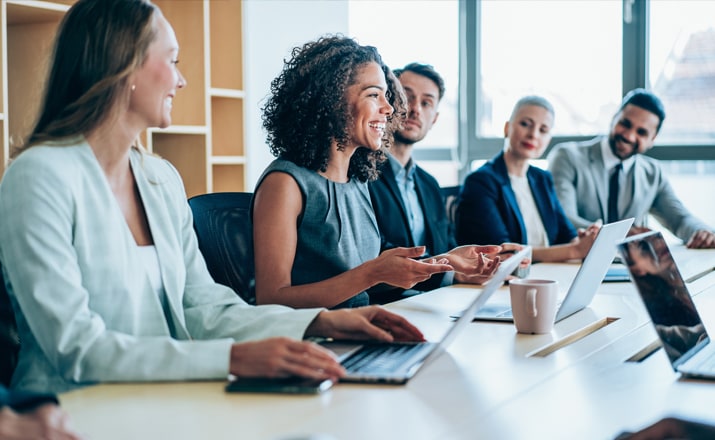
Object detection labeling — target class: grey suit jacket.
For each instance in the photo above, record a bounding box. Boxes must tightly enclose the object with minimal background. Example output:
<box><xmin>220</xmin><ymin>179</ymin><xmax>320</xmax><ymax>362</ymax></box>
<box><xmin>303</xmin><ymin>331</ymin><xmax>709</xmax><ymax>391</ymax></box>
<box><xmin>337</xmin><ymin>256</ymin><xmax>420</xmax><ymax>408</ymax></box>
<box><xmin>547</xmin><ymin>136</ymin><xmax>711</xmax><ymax>242</ymax></box>
<box><xmin>0</xmin><ymin>141</ymin><xmax>321</xmax><ymax>393</ymax></box>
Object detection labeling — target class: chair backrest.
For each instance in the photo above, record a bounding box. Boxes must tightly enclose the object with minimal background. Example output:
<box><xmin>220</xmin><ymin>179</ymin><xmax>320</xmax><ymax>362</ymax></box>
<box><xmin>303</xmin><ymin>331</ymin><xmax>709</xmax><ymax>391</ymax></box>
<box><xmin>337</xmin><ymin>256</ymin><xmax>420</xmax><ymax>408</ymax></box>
<box><xmin>188</xmin><ymin>192</ymin><xmax>256</xmax><ymax>304</ymax></box>
<box><xmin>0</xmin><ymin>260</ymin><xmax>20</xmax><ymax>387</ymax></box>
<box><xmin>439</xmin><ymin>185</ymin><xmax>461</xmax><ymax>229</ymax></box>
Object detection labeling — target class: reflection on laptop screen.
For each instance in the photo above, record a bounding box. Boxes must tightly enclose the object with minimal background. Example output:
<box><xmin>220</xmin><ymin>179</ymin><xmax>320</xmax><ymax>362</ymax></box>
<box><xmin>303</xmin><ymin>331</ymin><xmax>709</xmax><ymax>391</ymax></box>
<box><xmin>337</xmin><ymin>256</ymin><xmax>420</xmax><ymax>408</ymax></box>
<box><xmin>618</xmin><ymin>231</ymin><xmax>709</xmax><ymax>366</ymax></box>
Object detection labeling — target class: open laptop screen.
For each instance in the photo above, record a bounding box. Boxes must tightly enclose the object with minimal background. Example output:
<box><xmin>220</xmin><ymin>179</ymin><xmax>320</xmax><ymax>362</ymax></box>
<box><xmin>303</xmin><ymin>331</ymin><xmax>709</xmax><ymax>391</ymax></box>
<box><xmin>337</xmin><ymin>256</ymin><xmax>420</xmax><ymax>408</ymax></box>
<box><xmin>618</xmin><ymin>231</ymin><xmax>709</xmax><ymax>367</ymax></box>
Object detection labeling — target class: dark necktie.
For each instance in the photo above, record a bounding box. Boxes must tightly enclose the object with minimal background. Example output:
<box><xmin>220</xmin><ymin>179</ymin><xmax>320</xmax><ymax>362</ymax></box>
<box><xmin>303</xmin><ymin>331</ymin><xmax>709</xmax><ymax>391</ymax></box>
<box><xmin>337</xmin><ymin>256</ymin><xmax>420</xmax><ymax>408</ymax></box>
<box><xmin>608</xmin><ymin>163</ymin><xmax>622</xmax><ymax>223</ymax></box>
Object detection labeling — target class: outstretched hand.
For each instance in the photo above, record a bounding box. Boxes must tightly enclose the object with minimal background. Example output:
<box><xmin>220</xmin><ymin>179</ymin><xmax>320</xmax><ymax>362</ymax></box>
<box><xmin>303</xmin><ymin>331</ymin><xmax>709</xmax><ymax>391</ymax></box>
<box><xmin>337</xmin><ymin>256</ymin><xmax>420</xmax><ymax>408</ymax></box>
<box><xmin>445</xmin><ymin>245</ymin><xmax>501</xmax><ymax>285</ymax></box>
<box><xmin>496</xmin><ymin>242</ymin><xmax>531</xmax><ymax>280</ymax></box>
<box><xmin>372</xmin><ymin>247</ymin><xmax>454</xmax><ymax>289</ymax></box>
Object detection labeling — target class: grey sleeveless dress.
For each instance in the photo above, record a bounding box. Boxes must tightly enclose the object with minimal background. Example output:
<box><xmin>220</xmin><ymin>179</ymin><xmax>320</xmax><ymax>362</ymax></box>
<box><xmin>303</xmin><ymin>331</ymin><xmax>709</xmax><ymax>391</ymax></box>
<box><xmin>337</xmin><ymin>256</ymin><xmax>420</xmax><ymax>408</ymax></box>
<box><xmin>254</xmin><ymin>159</ymin><xmax>380</xmax><ymax>308</ymax></box>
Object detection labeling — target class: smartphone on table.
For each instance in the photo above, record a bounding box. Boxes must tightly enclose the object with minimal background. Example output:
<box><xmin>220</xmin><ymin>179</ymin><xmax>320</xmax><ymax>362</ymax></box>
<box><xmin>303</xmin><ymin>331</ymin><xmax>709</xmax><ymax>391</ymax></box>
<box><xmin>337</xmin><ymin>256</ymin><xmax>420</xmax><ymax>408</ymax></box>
<box><xmin>225</xmin><ymin>376</ymin><xmax>334</xmax><ymax>394</ymax></box>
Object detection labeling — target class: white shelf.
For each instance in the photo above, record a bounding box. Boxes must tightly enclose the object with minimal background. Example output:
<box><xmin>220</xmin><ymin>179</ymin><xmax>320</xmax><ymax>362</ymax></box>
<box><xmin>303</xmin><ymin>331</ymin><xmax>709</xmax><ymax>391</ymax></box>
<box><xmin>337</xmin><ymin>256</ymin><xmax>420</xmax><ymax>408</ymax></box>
<box><xmin>211</xmin><ymin>156</ymin><xmax>246</xmax><ymax>165</ymax></box>
<box><xmin>210</xmin><ymin>88</ymin><xmax>245</xmax><ymax>99</ymax></box>
<box><xmin>148</xmin><ymin>125</ymin><xmax>208</xmax><ymax>136</ymax></box>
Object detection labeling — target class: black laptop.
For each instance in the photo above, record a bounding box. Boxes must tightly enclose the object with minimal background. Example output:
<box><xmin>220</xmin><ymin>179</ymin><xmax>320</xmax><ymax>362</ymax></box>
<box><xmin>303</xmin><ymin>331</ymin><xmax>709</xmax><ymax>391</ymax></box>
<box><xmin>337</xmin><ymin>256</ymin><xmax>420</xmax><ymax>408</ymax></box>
<box><xmin>619</xmin><ymin>231</ymin><xmax>715</xmax><ymax>379</ymax></box>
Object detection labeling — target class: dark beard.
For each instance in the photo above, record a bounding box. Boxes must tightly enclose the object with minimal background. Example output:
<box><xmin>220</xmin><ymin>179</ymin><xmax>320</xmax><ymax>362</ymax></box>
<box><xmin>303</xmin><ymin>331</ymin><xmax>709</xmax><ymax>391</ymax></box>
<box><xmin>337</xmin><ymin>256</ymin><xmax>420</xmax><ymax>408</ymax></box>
<box><xmin>394</xmin><ymin>130</ymin><xmax>418</xmax><ymax>146</ymax></box>
<box><xmin>609</xmin><ymin>134</ymin><xmax>636</xmax><ymax>160</ymax></box>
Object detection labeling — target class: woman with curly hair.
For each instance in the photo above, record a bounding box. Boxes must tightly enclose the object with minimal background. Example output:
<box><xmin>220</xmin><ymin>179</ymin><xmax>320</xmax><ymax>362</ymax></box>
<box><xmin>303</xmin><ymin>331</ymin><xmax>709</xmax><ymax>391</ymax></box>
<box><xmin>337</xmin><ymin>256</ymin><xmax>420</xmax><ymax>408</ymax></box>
<box><xmin>252</xmin><ymin>35</ymin><xmax>458</xmax><ymax>309</ymax></box>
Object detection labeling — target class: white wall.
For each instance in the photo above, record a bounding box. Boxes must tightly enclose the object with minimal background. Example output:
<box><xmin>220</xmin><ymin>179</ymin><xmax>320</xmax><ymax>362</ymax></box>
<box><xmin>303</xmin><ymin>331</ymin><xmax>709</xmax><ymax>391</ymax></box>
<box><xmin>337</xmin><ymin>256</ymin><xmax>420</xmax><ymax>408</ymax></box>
<box><xmin>243</xmin><ymin>1</ymin><xmax>349</xmax><ymax>190</ymax></box>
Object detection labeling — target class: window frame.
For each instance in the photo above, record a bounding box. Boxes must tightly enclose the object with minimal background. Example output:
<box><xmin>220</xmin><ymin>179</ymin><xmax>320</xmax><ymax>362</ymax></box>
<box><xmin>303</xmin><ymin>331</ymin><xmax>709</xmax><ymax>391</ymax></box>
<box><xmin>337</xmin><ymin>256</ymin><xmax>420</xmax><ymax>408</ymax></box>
<box><xmin>408</xmin><ymin>0</ymin><xmax>715</xmax><ymax>181</ymax></box>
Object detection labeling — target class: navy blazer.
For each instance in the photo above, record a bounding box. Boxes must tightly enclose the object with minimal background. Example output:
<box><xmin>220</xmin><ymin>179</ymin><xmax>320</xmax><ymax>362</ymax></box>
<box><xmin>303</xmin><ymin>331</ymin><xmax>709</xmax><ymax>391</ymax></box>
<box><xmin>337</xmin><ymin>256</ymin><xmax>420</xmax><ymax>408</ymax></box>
<box><xmin>456</xmin><ymin>152</ymin><xmax>576</xmax><ymax>247</ymax></box>
<box><xmin>368</xmin><ymin>161</ymin><xmax>455</xmax><ymax>301</ymax></box>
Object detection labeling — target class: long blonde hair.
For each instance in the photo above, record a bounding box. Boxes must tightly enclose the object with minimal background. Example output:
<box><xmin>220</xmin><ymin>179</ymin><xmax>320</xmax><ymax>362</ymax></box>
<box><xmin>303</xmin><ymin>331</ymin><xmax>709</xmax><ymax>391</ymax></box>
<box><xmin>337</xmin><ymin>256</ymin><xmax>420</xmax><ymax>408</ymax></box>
<box><xmin>14</xmin><ymin>0</ymin><xmax>158</xmax><ymax>158</ymax></box>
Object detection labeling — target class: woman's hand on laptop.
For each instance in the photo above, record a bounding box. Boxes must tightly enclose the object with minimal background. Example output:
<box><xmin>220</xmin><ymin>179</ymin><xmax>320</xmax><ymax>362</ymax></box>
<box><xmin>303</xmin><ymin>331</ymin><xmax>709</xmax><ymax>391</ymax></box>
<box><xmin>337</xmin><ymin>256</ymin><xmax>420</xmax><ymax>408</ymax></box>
<box><xmin>304</xmin><ymin>307</ymin><xmax>426</xmax><ymax>343</ymax></box>
<box><xmin>229</xmin><ymin>338</ymin><xmax>345</xmax><ymax>381</ymax></box>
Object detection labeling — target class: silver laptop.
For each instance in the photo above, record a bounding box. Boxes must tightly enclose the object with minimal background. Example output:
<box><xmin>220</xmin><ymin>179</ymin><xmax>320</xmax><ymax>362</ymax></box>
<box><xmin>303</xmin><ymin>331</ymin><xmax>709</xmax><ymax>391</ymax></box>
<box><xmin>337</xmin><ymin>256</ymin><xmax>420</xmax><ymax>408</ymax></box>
<box><xmin>321</xmin><ymin>246</ymin><xmax>532</xmax><ymax>384</ymax></box>
<box><xmin>473</xmin><ymin>218</ymin><xmax>634</xmax><ymax>323</ymax></box>
<box><xmin>619</xmin><ymin>231</ymin><xmax>715</xmax><ymax>379</ymax></box>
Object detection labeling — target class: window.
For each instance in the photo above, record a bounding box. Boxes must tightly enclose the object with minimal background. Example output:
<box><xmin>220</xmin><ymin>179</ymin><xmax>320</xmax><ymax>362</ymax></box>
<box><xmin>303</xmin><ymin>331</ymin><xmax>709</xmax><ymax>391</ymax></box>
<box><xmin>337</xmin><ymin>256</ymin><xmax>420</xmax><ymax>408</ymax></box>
<box><xmin>348</xmin><ymin>0</ymin><xmax>458</xmax><ymax>151</ymax></box>
<box><xmin>476</xmin><ymin>1</ymin><xmax>622</xmax><ymax>138</ymax></box>
<box><xmin>348</xmin><ymin>0</ymin><xmax>715</xmax><ymax>191</ymax></box>
<box><xmin>648</xmin><ymin>2</ymin><xmax>715</xmax><ymax>232</ymax></box>
<box><xmin>464</xmin><ymin>0</ymin><xmax>624</xmax><ymax>168</ymax></box>
<box><xmin>649</xmin><ymin>1</ymin><xmax>715</xmax><ymax>144</ymax></box>
<box><xmin>349</xmin><ymin>0</ymin><xmax>460</xmax><ymax>184</ymax></box>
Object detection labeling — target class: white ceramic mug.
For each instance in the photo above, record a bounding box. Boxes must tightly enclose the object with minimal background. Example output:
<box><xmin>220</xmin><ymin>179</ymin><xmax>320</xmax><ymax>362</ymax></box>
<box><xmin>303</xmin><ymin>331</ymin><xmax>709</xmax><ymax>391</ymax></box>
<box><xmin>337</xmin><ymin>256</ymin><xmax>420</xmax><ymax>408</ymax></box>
<box><xmin>509</xmin><ymin>279</ymin><xmax>559</xmax><ymax>334</ymax></box>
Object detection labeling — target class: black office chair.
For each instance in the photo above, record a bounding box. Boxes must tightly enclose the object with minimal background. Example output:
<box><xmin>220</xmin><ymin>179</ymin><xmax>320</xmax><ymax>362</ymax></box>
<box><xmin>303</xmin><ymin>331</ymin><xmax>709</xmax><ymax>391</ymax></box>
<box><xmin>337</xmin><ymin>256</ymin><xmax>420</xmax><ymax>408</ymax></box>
<box><xmin>188</xmin><ymin>192</ymin><xmax>257</xmax><ymax>304</ymax></box>
<box><xmin>439</xmin><ymin>185</ymin><xmax>461</xmax><ymax>232</ymax></box>
<box><xmin>0</xmin><ymin>260</ymin><xmax>20</xmax><ymax>387</ymax></box>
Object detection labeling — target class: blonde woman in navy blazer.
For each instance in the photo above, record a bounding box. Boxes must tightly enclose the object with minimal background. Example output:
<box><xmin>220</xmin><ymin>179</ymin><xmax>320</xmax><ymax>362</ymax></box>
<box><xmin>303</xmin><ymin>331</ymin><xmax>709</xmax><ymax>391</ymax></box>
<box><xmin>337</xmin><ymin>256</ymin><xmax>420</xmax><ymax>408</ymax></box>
<box><xmin>0</xmin><ymin>0</ymin><xmax>423</xmax><ymax>394</ymax></box>
<box><xmin>456</xmin><ymin>96</ymin><xmax>600</xmax><ymax>263</ymax></box>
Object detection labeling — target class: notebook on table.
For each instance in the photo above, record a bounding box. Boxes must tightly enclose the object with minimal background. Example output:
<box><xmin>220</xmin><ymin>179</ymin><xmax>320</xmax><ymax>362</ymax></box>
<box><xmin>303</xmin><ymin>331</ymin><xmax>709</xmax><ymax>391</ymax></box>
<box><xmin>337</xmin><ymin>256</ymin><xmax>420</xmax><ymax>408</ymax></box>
<box><xmin>320</xmin><ymin>246</ymin><xmax>532</xmax><ymax>385</ymax></box>
<box><xmin>473</xmin><ymin>218</ymin><xmax>634</xmax><ymax>323</ymax></box>
<box><xmin>619</xmin><ymin>231</ymin><xmax>715</xmax><ymax>379</ymax></box>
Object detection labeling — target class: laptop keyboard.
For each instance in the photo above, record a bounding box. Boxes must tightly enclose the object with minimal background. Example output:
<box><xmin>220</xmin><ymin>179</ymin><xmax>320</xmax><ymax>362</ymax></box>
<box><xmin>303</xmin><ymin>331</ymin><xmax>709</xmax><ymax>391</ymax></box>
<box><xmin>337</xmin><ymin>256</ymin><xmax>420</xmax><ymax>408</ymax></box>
<box><xmin>691</xmin><ymin>347</ymin><xmax>715</xmax><ymax>372</ymax></box>
<box><xmin>342</xmin><ymin>343</ymin><xmax>424</xmax><ymax>374</ymax></box>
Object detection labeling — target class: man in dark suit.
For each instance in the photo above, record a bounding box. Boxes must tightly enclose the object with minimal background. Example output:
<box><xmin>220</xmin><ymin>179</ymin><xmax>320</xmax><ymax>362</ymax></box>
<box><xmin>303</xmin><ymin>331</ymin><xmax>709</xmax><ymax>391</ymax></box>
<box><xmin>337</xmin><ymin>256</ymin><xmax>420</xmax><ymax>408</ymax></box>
<box><xmin>369</xmin><ymin>63</ymin><xmax>509</xmax><ymax>304</ymax></box>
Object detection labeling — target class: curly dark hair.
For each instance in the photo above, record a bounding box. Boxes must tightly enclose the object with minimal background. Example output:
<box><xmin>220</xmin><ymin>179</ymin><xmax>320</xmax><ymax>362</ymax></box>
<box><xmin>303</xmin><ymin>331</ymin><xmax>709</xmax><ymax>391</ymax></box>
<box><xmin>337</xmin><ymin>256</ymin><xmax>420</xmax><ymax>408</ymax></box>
<box><xmin>261</xmin><ymin>34</ymin><xmax>406</xmax><ymax>182</ymax></box>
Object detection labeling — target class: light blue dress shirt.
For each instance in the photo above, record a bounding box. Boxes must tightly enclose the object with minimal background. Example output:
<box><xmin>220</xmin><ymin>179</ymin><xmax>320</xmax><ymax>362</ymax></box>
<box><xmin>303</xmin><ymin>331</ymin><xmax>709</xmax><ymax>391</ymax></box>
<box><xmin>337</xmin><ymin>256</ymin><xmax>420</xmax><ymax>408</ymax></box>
<box><xmin>388</xmin><ymin>155</ymin><xmax>426</xmax><ymax>248</ymax></box>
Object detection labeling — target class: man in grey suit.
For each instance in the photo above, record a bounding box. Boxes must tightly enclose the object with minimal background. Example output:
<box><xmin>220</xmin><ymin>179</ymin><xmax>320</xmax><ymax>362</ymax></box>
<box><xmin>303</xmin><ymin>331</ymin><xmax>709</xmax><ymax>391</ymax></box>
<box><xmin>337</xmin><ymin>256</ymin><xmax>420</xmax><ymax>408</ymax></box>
<box><xmin>547</xmin><ymin>88</ymin><xmax>715</xmax><ymax>248</ymax></box>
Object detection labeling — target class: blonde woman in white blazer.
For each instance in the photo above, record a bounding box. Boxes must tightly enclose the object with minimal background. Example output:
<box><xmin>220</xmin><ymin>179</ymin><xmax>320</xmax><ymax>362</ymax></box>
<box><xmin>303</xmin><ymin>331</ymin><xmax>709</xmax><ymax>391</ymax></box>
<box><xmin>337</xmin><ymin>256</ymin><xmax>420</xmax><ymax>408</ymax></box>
<box><xmin>0</xmin><ymin>0</ymin><xmax>423</xmax><ymax>394</ymax></box>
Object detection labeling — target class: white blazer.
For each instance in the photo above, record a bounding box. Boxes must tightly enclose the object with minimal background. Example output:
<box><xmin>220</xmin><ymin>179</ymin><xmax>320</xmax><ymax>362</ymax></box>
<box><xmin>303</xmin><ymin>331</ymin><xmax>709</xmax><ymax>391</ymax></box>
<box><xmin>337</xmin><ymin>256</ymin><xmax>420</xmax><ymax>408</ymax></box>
<box><xmin>0</xmin><ymin>140</ymin><xmax>321</xmax><ymax>393</ymax></box>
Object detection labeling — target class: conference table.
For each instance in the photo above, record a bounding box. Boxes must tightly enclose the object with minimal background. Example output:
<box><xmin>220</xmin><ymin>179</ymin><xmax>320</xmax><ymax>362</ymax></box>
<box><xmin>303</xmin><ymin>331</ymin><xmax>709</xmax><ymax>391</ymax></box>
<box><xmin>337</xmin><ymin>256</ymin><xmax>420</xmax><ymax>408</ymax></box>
<box><xmin>59</xmin><ymin>245</ymin><xmax>715</xmax><ymax>439</ymax></box>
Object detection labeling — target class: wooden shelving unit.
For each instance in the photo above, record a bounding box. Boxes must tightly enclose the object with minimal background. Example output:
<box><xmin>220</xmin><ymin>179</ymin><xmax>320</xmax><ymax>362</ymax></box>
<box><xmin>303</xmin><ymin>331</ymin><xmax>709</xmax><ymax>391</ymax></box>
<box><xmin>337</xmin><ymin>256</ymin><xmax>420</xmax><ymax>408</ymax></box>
<box><xmin>0</xmin><ymin>0</ymin><xmax>247</xmax><ymax>197</ymax></box>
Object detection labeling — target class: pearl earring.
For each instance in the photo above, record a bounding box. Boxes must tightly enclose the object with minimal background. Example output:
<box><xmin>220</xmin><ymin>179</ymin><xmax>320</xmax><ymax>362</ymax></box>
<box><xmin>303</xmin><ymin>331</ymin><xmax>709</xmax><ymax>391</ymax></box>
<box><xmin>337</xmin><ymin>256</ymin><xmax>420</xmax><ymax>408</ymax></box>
<box><xmin>131</xmin><ymin>84</ymin><xmax>136</xmax><ymax>91</ymax></box>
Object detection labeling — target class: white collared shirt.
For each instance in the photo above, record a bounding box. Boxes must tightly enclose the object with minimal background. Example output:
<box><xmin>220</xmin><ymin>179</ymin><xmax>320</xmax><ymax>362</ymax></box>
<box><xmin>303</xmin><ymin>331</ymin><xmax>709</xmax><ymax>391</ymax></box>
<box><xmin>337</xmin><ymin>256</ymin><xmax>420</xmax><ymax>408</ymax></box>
<box><xmin>509</xmin><ymin>173</ymin><xmax>549</xmax><ymax>247</ymax></box>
